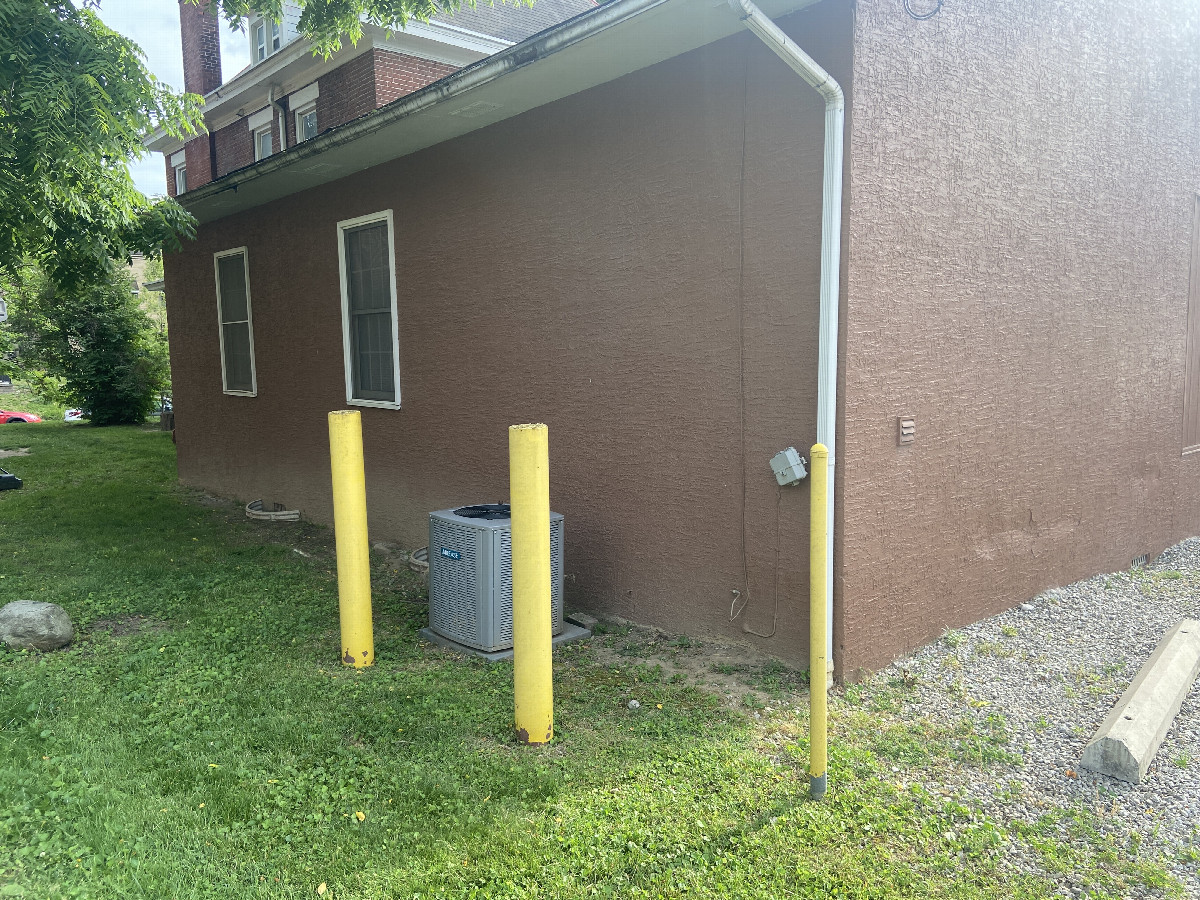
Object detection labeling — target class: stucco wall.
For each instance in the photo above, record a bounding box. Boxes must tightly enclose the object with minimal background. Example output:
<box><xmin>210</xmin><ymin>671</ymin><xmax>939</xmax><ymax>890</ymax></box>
<box><xmin>164</xmin><ymin>2</ymin><xmax>853</xmax><ymax>665</ymax></box>
<box><xmin>840</xmin><ymin>0</ymin><xmax>1200</xmax><ymax>674</ymax></box>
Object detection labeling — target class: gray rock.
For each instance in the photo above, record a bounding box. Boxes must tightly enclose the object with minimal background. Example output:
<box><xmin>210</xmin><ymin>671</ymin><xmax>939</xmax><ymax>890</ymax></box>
<box><xmin>627</xmin><ymin>699</ymin><xmax>640</xmax><ymax>710</ymax></box>
<box><xmin>0</xmin><ymin>600</ymin><xmax>74</xmax><ymax>651</ymax></box>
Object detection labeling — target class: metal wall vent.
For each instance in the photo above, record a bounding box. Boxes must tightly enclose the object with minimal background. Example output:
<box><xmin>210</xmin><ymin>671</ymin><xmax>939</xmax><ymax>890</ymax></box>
<box><xmin>898</xmin><ymin>415</ymin><xmax>916</xmax><ymax>445</ymax></box>
<box><xmin>1132</xmin><ymin>554</ymin><xmax>1150</xmax><ymax>569</ymax></box>
<box><xmin>428</xmin><ymin>505</ymin><xmax>565</xmax><ymax>653</ymax></box>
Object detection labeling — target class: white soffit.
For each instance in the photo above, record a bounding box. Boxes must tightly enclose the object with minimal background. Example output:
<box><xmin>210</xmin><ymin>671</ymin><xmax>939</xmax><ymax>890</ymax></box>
<box><xmin>184</xmin><ymin>0</ymin><xmax>819</xmax><ymax>224</ymax></box>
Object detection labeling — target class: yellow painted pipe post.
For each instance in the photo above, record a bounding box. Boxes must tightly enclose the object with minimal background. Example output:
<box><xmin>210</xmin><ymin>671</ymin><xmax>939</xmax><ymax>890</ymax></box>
<box><xmin>809</xmin><ymin>443</ymin><xmax>829</xmax><ymax>799</ymax></box>
<box><xmin>328</xmin><ymin>410</ymin><xmax>374</xmax><ymax>668</ymax></box>
<box><xmin>509</xmin><ymin>423</ymin><xmax>553</xmax><ymax>745</ymax></box>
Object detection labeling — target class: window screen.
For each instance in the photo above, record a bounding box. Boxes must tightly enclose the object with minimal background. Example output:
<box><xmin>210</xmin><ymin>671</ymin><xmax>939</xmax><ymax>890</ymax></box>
<box><xmin>343</xmin><ymin>221</ymin><xmax>396</xmax><ymax>403</ymax></box>
<box><xmin>216</xmin><ymin>251</ymin><xmax>256</xmax><ymax>394</ymax></box>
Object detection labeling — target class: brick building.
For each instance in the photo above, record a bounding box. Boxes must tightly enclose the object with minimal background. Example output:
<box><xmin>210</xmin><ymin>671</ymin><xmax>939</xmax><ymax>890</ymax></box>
<box><xmin>146</xmin><ymin>0</ymin><xmax>594</xmax><ymax>195</ymax></box>
<box><xmin>156</xmin><ymin>0</ymin><xmax>1199</xmax><ymax>678</ymax></box>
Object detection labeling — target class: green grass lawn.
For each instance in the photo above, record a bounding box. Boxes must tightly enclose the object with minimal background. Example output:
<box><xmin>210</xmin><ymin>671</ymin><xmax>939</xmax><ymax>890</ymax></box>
<box><xmin>0</xmin><ymin>425</ymin><xmax>1181</xmax><ymax>899</ymax></box>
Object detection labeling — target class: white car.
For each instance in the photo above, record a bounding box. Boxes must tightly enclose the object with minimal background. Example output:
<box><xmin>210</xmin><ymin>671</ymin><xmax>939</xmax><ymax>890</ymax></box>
<box><xmin>64</xmin><ymin>409</ymin><xmax>86</xmax><ymax>422</ymax></box>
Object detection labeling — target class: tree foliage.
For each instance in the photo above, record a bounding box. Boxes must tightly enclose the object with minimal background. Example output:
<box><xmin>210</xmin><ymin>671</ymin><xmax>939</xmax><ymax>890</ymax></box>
<box><xmin>211</xmin><ymin>0</ymin><xmax>508</xmax><ymax>59</ymax></box>
<box><xmin>3</xmin><ymin>263</ymin><xmax>170</xmax><ymax>425</ymax></box>
<box><xmin>0</xmin><ymin>0</ymin><xmax>205</xmax><ymax>290</ymax></box>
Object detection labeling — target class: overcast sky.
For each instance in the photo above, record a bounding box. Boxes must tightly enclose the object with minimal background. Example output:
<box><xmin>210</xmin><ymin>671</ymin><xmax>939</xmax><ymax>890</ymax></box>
<box><xmin>95</xmin><ymin>0</ymin><xmax>252</xmax><ymax>195</ymax></box>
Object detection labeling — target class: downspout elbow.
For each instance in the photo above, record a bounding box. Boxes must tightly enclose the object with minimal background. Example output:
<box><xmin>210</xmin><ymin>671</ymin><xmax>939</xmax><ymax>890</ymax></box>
<box><xmin>726</xmin><ymin>0</ymin><xmax>844</xmax><ymax>109</ymax></box>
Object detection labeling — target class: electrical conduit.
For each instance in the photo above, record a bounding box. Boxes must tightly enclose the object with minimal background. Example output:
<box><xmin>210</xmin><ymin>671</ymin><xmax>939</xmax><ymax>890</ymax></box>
<box><xmin>727</xmin><ymin>0</ymin><xmax>843</xmax><ymax>672</ymax></box>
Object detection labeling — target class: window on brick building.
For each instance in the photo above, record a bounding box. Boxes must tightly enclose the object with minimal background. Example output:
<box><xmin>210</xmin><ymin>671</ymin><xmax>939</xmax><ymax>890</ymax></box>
<box><xmin>170</xmin><ymin>149</ymin><xmax>187</xmax><ymax>195</ymax></box>
<box><xmin>338</xmin><ymin>211</ymin><xmax>399</xmax><ymax>407</ymax></box>
<box><xmin>296</xmin><ymin>104</ymin><xmax>318</xmax><ymax>142</ymax></box>
<box><xmin>254</xmin><ymin>125</ymin><xmax>274</xmax><ymax>161</ymax></box>
<box><xmin>214</xmin><ymin>249</ymin><xmax>257</xmax><ymax>396</ymax></box>
<box><xmin>253</xmin><ymin>19</ymin><xmax>281</xmax><ymax>62</ymax></box>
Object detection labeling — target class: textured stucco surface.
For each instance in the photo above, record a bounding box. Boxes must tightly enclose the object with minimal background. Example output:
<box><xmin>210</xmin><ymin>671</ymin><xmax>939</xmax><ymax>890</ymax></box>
<box><xmin>840</xmin><ymin>0</ymin><xmax>1200</xmax><ymax>674</ymax></box>
<box><xmin>164</xmin><ymin>3</ymin><xmax>853</xmax><ymax>665</ymax></box>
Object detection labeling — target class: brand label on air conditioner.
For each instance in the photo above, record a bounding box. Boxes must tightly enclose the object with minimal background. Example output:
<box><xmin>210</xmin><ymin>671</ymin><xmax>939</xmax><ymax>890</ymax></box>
<box><xmin>440</xmin><ymin>547</ymin><xmax>462</xmax><ymax>560</ymax></box>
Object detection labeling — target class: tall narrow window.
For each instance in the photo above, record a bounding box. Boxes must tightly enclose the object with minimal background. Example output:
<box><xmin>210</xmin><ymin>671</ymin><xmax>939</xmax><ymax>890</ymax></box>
<box><xmin>255</xmin><ymin>22</ymin><xmax>266</xmax><ymax>61</ymax></box>
<box><xmin>174</xmin><ymin>162</ymin><xmax>187</xmax><ymax>195</ymax></box>
<box><xmin>338</xmin><ymin>212</ymin><xmax>399</xmax><ymax>407</ymax></box>
<box><xmin>214</xmin><ymin>249</ymin><xmax>257</xmax><ymax>396</ymax></box>
<box><xmin>1185</xmin><ymin>196</ymin><xmax>1200</xmax><ymax>451</ymax></box>
<box><xmin>295</xmin><ymin>104</ymin><xmax>317</xmax><ymax>142</ymax></box>
<box><xmin>254</xmin><ymin>126</ymin><xmax>273</xmax><ymax>161</ymax></box>
<box><xmin>271</xmin><ymin>21</ymin><xmax>281</xmax><ymax>52</ymax></box>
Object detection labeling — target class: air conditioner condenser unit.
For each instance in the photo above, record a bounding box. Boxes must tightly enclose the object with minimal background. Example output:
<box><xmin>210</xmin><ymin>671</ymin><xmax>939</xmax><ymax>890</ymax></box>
<box><xmin>428</xmin><ymin>504</ymin><xmax>565</xmax><ymax>653</ymax></box>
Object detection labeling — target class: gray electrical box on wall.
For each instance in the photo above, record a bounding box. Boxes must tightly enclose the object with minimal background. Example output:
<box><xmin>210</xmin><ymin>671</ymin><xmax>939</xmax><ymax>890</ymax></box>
<box><xmin>770</xmin><ymin>447</ymin><xmax>807</xmax><ymax>486</ymax></box>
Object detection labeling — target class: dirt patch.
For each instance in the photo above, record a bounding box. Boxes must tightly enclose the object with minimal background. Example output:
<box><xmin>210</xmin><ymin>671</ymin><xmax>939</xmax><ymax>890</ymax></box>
<box><xmin>0</xmin><ymin>448</ymin><xmax>30</xmax><ymax>458</ymax></box>
<box><xmin>581</xmin><ymin>615</ymin><xmax>811</xmax><ymax>712</ymax></box>
<box><xmin>90</xmin><ymin>615</ymin><xmax>170</xmax><ymax>636</ymax></box>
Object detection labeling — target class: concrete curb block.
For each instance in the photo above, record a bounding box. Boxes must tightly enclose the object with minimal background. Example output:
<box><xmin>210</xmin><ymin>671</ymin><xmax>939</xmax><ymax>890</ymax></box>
<box><xmin>1080</xmin><ymin>619</ymin><xmax>1200</xmax><ymax>784</ymax></box>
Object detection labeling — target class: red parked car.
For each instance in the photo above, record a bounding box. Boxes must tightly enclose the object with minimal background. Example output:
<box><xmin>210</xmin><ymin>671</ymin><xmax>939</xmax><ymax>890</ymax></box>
<box><xmin>0</xmin><ymin>409</ymin><xmax>42</xmax><ymax>424</ymax></box>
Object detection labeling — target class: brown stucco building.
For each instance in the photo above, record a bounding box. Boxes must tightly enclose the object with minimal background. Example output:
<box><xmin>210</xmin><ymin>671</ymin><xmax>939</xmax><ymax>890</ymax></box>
<box><xmin>156</xmin><ymin>0</ymin><xmax>1200</xmax><ymax>677</ymax></box>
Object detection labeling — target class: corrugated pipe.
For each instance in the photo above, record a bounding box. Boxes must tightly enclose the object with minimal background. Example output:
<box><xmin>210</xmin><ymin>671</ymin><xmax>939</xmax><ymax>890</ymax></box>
<box><xmin>728</xmin><ymin>0</ymin><xmax>843</xmax><ymax>670</ymax></box>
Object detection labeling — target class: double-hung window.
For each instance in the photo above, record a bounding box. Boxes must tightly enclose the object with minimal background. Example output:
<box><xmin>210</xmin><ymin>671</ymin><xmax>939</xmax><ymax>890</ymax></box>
<box><xmin>253</xmin><ymin>19</ymin><xmax>281</xmax><ymax>62</ymax></box>
<box><xmin>214</xmin><ymin>248</ymin><xmax>257</xmax><ymax>396</ymax></box>
<box><xmin>254</xmin><ymin>125</ymin><xmax>273</xmax><ymax>161</ymax></box>
<box><xmin>338</xmin><ymin>211</ymin><xmax>400</xmax><ymax>407</ymax></box>
<box><xmin>295</xmin><ymin>103</ymin><xmax>318</xmax><ymax>142</ymax></box>
<box><xmin>170</xmin><ymin>149</ymin><xmax>187</xmax><ymax>195</ymax></box>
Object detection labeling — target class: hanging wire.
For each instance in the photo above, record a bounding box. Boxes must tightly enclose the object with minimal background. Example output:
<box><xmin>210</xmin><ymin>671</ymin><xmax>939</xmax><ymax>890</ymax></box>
<box><xmin>903</xmin><ymin>0</ymin><xmax>943</xmax><ymax>20</ymax></box>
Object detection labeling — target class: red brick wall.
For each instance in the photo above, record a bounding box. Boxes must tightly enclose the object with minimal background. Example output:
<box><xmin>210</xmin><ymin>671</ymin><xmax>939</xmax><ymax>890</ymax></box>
<box><xmin>201</xmin><ymin>50</ymin><xmax>460</xmax><ymax>179</ymax></box>
<box><xmin>314</xmin><ymin>52</ymin><xmax>379</xmax><ymax>132</ymax></box>
<box><xmin>213</xmin><ymin>114</ymin><xmax>287</xmax><ymax>179</ymax></box>
<box><xmin>165</xmin><ymin>157</ymin><xmax>177</xmax><ymax>199</ymax></box>
<box><xmin>184</xmin><ymin>134</ymin><xmax>215</xmax><ymax>192</ymax></box>
<box><xmin>373</xmin><ymin>50</ymin><xmax>457</xmax><ymax>107</ymax></box>
<box><xmin>178</xmin><ymin>0</ymin><xmax>221</xmax><ymax>96</ymax></box>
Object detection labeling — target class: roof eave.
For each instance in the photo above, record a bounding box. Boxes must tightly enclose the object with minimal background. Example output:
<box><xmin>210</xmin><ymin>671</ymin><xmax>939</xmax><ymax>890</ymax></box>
<box><xmin>180</xmin><ymin>0</ymin><xmax>819</xmax><ymax>225</ymax></box>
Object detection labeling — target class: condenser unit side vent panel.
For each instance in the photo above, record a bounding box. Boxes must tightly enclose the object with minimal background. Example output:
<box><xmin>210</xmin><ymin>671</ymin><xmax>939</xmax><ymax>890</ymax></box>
<box><xmin>496</xmin><ymin>518</ymin><xmax>565</xmax><ymax>648</ymax></box>
<box><xmin>429</xmin><ymin>515</ymin><xmax>482</xmax><ymax>648</ymax></box>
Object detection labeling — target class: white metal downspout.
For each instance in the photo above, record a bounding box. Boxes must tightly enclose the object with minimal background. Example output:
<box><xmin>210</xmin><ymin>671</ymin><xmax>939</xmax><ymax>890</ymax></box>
<box><xmin>270</xmin><ymin>86</ymin><xmax>288</xmax><ymax>151</ymax></box>
<box><xmin>729</xmin><ymin>0</ymin><xmax>843</xmax><ymax>668</ymax></box>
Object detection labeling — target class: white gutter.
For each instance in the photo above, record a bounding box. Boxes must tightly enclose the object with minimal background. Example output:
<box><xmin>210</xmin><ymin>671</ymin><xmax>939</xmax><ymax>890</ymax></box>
<box><xmin>728</xmin><ymin>0</ymin><xmax>843</xmax><ymax>667</ymax></box>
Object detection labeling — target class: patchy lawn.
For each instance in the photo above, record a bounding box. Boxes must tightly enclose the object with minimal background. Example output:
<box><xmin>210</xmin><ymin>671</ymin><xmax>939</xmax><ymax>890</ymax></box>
<box><xmin>0</xmin><ymin>424</ymin><xmax>1183</xmax><ymax>898</ymax></box>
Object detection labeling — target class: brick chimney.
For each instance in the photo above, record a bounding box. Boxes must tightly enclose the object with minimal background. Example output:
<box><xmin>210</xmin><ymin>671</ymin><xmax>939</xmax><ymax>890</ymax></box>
<box><xmin>179</xmin><ymin>0</ymin><xmax>222</xmax><ymax>96</ymax></box>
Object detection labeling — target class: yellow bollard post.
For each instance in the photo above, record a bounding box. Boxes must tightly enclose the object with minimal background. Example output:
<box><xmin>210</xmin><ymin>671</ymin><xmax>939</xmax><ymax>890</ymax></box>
<box><xmin>809</xmin><ymin>443</ymin><xmax>829</xmax><ymax>799</ymax></box>
<box><xmin>509</xmin><ymin>423</ymin><xmax>553</xmax><ymax>745</ymax></box>
<box><xmin>328</xmin><ymin>410</ymin><xmax>374</xmax><ymax>668</ymax></box>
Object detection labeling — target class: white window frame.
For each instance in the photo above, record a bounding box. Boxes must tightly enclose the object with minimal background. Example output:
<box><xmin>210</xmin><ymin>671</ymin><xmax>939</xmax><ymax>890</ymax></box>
<box><xmin>213</xmin><ymin>247</ymin><xmax>258</xmax><ymax>397</ymax></box>
<box><xmin>337</xmin><ymin>210</ymin><xmax>400</xmax><ymax>409</ymax></box>
<box><xmin>294</xmin><ymin>102</ymin><xmax>318</xmax><ymax>142</ymax></box>
<box><xmin>253</xmin><ymin>125</ymin><xmax>273</xmax><ymax>161</ymax></box>
<box><xmin>174</xmin><ymin>162</ymin><xmax>187</xmax><ymax>194</ymax></box>
<box><xmin>252</xmin><ymin>17</ymin><xmax>282</xmax><ymax>62</ymax></box>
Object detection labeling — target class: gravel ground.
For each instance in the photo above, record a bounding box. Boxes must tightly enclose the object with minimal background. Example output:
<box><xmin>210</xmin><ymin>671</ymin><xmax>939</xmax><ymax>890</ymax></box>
<box><xmin>876</xmin><ymin>538</ymin><xmax>1200</xmax><ymax>897</ymax></box>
